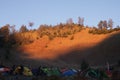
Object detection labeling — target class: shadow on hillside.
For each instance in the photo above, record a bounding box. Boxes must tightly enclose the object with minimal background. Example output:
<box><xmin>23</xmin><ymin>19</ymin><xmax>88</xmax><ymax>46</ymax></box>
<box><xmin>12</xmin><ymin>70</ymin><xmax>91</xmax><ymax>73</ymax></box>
<box><xmin>53</xmin><ymin>31</ymin><xmax>120</xmax><ymax>67</ymax></box>
<box><xmin>1</xmin><ymin>31</ymin><xmax>120</xmax><ymax>68</ymax></box>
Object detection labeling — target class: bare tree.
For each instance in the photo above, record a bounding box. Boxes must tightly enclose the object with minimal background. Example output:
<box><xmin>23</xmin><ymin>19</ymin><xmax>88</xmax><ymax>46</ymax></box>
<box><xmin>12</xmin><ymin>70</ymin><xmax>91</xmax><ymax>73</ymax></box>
<box><xmin>108</xmin><ymin>19</ymin><xmax>113</xmax><ymax>29</ymax></box>
<box><xmin>78</xmin><ymin>17</ymin><xmax>84</xmax><ymax>26</ymax></box>
<box><xmin>10</xmin><ymin>25</ymin><xmax>16</xmax><ymax>34</ymax></box>
<box><xmin>98</xmin><ymin>20</ymin><xmax>103</xmax><ymax>30</ymax></box>
<box><xmin>66</xmin><ymin>18</ymin><xmax>73</xmax><ymax>24</ymax></box>
<box><xmin>0</xmin><ymin>24</ymin><xmax>10</xmax><ymax>42</ymax></box>
<box><xmin>19</xmin><ymin>25</ymin><xmax>28</xmax><ymax>33</ymax></box>
<box><xmin>103</xmin><ymin>20</ymin><xmax>108</xmax><ymax>29</ymax></box>
<box><xmin>29</xmin><ymin>22</ymin><xmax>34</xmax><ymax>30</ymax></box>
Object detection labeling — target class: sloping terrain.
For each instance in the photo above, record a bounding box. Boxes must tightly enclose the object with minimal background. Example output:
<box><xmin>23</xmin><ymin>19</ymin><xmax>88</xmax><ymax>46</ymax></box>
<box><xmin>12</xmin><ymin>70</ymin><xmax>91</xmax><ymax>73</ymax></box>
<box><xmin>18</xmin><ymin>29</ymin><xmax>108</xmax><ymax>59</ymax></box>
<box><xmin>86</xmin><ymin>31</ymin><xmax>120</xmax><ymax>66</ymax></box>
<box><xmin>1</xmin><ymin>29</ymin><xmax>120</xmax><ymax>68</ymax></box>
<box><xmin>53</xmin><ymin>31</ymin><xmax>120</xmax><ymax>67</ymax></box>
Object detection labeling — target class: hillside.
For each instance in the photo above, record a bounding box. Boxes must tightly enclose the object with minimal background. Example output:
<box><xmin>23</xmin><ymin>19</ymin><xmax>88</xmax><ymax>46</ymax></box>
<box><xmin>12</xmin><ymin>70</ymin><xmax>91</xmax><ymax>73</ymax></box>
<box><xmin>10</xmin><ymin>28</ymin><xmax>119</xmax><ymax>68</ymax></box>
<box><xmin>0</xmin><ymin>28</ymin><xmax>120</xmax><ymax>68</ymax></box>
<box><xmin>18</xmin><ymin>29</ymin><xmax>107</xmax><ymax>58</ymax></box>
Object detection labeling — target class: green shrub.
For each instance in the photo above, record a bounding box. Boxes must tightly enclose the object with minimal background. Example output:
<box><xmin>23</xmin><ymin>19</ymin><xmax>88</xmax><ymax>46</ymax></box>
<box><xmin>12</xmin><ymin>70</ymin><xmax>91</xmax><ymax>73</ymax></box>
<box><xmin>48</xmin><ymin>35</ymin><xmax>54</xmax><ymax>40</ymax></box>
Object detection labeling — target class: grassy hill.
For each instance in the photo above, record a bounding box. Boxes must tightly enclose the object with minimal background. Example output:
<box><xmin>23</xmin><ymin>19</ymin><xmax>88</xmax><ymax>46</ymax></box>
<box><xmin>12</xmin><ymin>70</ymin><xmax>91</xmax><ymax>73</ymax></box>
<box><xmin>0</xmin><ymin>28</ymin><xmax>120</xmax><ymax>68</ymax></box>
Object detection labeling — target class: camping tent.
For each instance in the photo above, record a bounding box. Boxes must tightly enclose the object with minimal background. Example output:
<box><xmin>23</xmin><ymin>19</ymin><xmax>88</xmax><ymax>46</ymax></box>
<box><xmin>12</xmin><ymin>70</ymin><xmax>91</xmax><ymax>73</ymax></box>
<box><xmin>0</xmin><ymin>67</ymin><xmax>10</xmax><ymax>72</ymax></box>
<box><xmin>23</xmin><ymin>67</ymin><xmax>33</xmax><ymax>76</ymax></box>
<box><xmin>0</xmin><ymin>67</ymin><xmax>10</xmax><ymax>75</ymax></box>
<box><xmin>62</xmin><ymin>69</ymin><xmax>77</xmax><ymax>77</ymax></box>
<box><xmin>14</xmin><ymin>66</ymin><xmax>33</xmax><ymax>76</ymax></box>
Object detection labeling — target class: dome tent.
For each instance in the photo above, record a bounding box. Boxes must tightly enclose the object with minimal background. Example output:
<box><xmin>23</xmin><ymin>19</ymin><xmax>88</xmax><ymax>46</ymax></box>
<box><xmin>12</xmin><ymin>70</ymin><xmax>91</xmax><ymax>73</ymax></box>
<box><xmin>14</xmin><ymin>66</ymin><xmax>33</xmax><ymax>76</ymax></box>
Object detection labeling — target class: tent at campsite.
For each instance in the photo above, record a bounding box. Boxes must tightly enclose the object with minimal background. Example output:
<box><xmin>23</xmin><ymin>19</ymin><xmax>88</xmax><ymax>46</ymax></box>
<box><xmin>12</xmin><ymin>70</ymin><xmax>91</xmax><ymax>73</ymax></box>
<box><xmin>42</xmin><ymin>67</ymin><xmax>61</xmax><ymax>76</ymax></box>
<box><xmin>62</xmin><ymin>69</ymin><xmax>77</xmax><ymax>77</ymax></box>
<box><xmin>14</xmin><ymin>66</ymin><xmax>33</xmax><ymax>76</ymax></box>
<box><xmin>23</xmin><ymin>67</ymin><xmax>33</xmax><ymax>76</ymax></box>
<box><xmin>0</xmin><ymin>67</ymin><xmax>10</xmax><ymax>72</ymax></box>
<box><xmin>0</xmin><ymin>67</ymin><xmax>10</xmax><ymax>75</ymax></box>
<box><xmin>84</xmin><ymin>68</ymin><xmax>110</xmax><ymax>79</ymax></box>
<box><xmin>50</xmin><ymin>68</ymin><xmax>61</xmax><ymax>76</ymax></box>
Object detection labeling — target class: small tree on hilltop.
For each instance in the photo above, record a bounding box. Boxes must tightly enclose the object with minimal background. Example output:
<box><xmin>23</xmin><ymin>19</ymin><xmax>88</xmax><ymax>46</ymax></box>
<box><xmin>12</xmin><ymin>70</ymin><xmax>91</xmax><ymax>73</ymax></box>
<box><xmin>66</xmin><ymin>18</ymin><xmax>73</xmax><ymax>24</ymax></box>
<box><xmin>29</xmin><ymin>22</ymin><xmax>34</xmax><ymax>30</ymax></box>
<box><xmin>108</xmin><ymin>18</ymin><xmax>113</xmax><ymax>30</ymax></box>
<box><xmin>78</xmin><ymin>17</ymin><xmax>84</xmax><ymax>26</ymax></box>
<box><xmin>103</xmin><ymin>20</ymin><xmax>108</xmax><ymax>29</ymax></box>
<box><xmin>19</xmin><ymin>25</ymin><xmax>28</xmax><ymax>33</ymax></box>
<box><xmin>98</xmin><ymin>20</ymin><xmax>103</xmax><ymax>30</ymax></box>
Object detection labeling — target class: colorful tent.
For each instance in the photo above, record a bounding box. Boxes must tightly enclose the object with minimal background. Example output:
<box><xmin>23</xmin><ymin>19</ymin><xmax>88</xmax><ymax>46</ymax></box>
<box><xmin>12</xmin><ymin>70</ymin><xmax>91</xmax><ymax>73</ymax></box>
<box><xmin>85</xmin><ymin>68</ymin><xmax>109</xmax><ymax>79</ymax></box>
<box><xmin>50</xmin><ymin>68</ymin><xmax>61</xmax><ymax>76</ymax></box>
<box><xmin>62</xmin><ymin>69</ymin><xmax>77</xmax><ymax>77</ymax></box>
<box><xmin>0</xmin><ymin>67</ymin><xmax>10</xmax><ymax>76</ymax></box>
<box><xmin>42</xmin><ymin>67</ymin><xmax>61</xmax><ymax>76</ymax></box>
<box><xmin>23</xmin><ymin>67</ymin><xmax>33</xmax><ymax>76</ymax></box>
<box><xmin>0</xmin><ymin>67</ymin><xmax>10</xmax><ymax>72</ymax></box>
<box><xmin>14</xmin><ymin>66</ymin><xmax>33</xmax><ymax>76</ymax></box>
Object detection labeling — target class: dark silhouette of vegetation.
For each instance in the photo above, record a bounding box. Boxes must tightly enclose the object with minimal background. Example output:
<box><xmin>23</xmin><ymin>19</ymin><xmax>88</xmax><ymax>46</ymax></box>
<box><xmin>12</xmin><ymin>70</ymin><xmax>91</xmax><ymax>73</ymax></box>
<box><xmin>0</xmin><ymin>24</ymin><xmax>10</xmax><ymax>43</ymax></box>
<box><xmin>98</xmin><ymin>20</ymin><xmax>108</xmax><ymax>30</ymax></box>
<box><xmin>29</xmin><ymin>22</ymin><xmax>34</xmax><ymax>30</ymax></box>
<box><xmin>80</xmin><ymin>60</ymin><xmax>89</xmax><ymax>71</ymax></box>
<box><xmin>4</xmin><ymin>48</ymin><xmax>11</xmax><ymax>61</ymax></box>
<box><xmin>78</xmin><ymin>17</ymin><xmax>84</xmax><ymax>26</ymax></box>
<box><xmin>108</xmin><ymin>18</ymin><xmax>113</xmax><ymax>30</ymax></box>
<box><xmin>19</xmin><ymin>25</ymin><xmax>28</xmax><ymax>33</ymax></box>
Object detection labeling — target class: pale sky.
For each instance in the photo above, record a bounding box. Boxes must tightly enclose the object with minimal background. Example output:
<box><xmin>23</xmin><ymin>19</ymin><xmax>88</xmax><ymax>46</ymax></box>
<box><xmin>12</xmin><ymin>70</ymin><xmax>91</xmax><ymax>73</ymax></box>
<box><xmin>0</xmin><ymin>0</ymin><xmax>120</xmax><ymax>30</ymax></box>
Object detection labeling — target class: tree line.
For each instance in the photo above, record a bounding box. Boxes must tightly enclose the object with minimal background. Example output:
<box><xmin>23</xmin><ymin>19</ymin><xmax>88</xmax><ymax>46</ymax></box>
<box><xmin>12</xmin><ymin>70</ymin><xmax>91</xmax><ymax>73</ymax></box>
<box><xmin>0</xmin><ymin>17</ymin><xmax>120</xmax><ymax>48</ymax></box>
<box><xmin>89</xmin><ymin>19</ymin><xmax>120</xmax><ymax>34</ymax></box>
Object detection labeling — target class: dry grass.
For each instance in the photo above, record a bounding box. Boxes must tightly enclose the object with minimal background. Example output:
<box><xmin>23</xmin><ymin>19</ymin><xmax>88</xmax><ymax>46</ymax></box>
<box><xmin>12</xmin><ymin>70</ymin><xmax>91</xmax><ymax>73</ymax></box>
<box><xmin>19</xmin><ymin>29</ymin><xmax>108</xmax><ymax>58</ymax></box>
<box><xmin>1</xmin><ymin>28</ymin><xmax>119</xmax><ymax>67</ymax></box>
